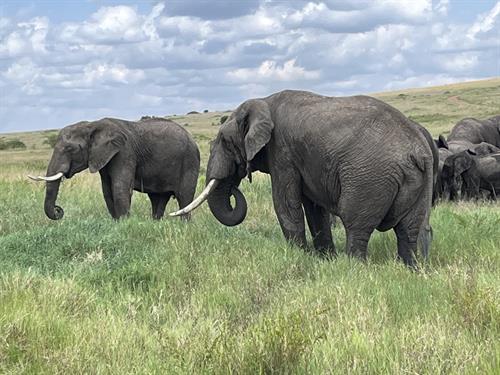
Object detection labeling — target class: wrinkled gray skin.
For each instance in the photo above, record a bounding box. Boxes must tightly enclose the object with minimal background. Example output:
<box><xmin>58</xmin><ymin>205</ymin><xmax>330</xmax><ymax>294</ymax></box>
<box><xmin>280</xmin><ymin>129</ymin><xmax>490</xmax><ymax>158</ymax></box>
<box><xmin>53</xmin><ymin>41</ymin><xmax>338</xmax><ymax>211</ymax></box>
<box><xmin>44</xmin><ymin>117</ymin><xmax>200</xmax><ymax>220</ymax></box>
<box><xmin>204</xmin><ymin>90</ymin><xmax>435</xmax><ymax>267</ymax></box>
<box><xmin>442</xmin><ymin>151</ymin><xmax>500</xmax><ymax>201</ymax></box>
<box><xmin>446</xmin><ymin>115</ymin><xmax>500</xmax><ymax>153</ymax></box>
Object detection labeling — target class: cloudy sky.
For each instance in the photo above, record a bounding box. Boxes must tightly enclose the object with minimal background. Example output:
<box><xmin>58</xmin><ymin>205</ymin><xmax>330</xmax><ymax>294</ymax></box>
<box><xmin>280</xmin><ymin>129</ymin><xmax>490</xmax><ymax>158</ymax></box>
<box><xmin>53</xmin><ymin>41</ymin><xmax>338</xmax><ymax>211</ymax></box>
<box><xmin>1</xmin><ymin>0</ymin><xmax>499</xmax><ymax>132</ymax></box>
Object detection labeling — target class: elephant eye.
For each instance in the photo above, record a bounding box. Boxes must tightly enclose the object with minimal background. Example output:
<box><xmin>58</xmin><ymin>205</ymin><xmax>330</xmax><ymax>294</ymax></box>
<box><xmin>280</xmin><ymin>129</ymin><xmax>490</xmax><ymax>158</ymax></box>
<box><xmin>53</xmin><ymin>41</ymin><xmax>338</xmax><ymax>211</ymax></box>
<box><xmin>64</xmin><ymin>144</ymin><xmax>79</xmax><ymax>153</ymax></box>
<box><xmin>221</xmin><ymin>135</ymin><xmax>232</xmax><ymax>150</ymax></box>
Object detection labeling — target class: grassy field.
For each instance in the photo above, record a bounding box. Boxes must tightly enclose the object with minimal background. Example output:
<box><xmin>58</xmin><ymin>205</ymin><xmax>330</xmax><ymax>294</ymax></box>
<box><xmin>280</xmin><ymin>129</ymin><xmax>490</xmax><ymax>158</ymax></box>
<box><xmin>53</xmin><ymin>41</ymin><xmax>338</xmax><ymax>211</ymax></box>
<box><xmin>0</xmin><ymin>79</ymin><xmax>499</xmax><ymax>374</ymax></box>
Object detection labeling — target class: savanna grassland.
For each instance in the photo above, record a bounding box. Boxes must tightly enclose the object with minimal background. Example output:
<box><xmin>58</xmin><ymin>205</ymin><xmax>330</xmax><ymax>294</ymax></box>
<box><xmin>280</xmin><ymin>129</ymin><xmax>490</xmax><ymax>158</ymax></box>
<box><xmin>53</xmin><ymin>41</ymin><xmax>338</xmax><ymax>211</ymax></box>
<box><xmin>1</xmin><ymin>79</ymin><xmax>499</xmax><ymax>374</ymax></box>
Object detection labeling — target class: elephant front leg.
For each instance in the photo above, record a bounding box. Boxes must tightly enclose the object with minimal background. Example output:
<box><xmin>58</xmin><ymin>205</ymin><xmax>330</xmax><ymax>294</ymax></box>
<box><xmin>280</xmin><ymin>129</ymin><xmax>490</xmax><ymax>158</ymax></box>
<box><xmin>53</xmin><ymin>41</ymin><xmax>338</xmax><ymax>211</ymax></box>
<box><xmin>109</xmin><ymin>169</ymin><xmax>134</xmax><ymax>219</ymax></box>
<box><xmin>270</xmin><ymin>170</ymin><xmax>306</xmax><ymax>249</ymax></box>
<box><xmin>99</xmin><ymin>170</ymin><xmax>116</xmax><ymax>218</ymax></box>
<box><xmin>302</xmin><ymin>196</ymin><xmax>335</xmax><ymax>257</ymax></box>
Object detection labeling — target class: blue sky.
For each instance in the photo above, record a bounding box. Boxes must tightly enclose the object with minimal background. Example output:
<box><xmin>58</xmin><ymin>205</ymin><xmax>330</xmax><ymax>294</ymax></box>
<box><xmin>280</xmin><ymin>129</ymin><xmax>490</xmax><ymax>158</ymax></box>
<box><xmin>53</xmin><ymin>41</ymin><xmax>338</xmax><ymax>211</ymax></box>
<box><xmin>1</xmin><ymin>0</ymin><xmax>499</xmax><ymax>132</ymax></box>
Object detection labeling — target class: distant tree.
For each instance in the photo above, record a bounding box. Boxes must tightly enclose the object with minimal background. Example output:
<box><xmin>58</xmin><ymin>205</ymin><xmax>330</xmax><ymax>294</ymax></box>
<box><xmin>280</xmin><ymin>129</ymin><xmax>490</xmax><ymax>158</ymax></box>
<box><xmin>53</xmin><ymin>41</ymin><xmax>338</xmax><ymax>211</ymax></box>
<box><xmin>43</xmin><ymin>133</ymin><xmax>59</xmax><ymax>148</ymax></box>
<box><xmin>203</xmin><ymin>109</ymin><xmax>209</xmax><ymax>113</ymax></box>
<box><xmin>0</xmin><ymin>138</ymin><xmax>26</xmax><ymax>150</ymax></box>
<box><xmin>220</xmin><ymin>115</ymin><xmax>229</xmax><ymax>125</ymax></box>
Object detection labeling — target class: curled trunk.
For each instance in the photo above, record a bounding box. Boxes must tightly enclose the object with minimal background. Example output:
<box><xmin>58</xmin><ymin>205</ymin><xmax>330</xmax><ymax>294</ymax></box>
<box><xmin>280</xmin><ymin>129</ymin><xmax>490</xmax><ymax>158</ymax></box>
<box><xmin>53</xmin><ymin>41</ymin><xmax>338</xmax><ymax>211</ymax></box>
<box><xmin>43</xmin><ymin>157</ymin><xmax>66</xmax><ymax>220</ymax></box>
<box><xmin>207</xmin><ymin>179</ymin><xmax>247</xmax><ymax>226</ymax></box>
<box><xmin>44</xmin><ymin>180</ymin><xmax>64</xmax><ymax>220</ymax></box>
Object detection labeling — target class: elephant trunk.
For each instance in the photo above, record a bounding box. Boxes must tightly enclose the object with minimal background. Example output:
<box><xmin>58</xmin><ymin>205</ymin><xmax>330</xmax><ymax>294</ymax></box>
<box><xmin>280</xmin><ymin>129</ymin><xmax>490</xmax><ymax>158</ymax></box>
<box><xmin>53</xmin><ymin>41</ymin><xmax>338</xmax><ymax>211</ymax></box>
<box><xmin>44</xmin><ymin>179</ymin><xmax>64</xmax><ymax>220</ymax></box>
<box><xmin>207</xmin><ymin>179</ymin><xmax>247</xmax><ymax>226</ymax></box>
<box><xmin>43</xmin><ymin>155</ymin><xmax>67</xmax><ymax>220</ymax></box>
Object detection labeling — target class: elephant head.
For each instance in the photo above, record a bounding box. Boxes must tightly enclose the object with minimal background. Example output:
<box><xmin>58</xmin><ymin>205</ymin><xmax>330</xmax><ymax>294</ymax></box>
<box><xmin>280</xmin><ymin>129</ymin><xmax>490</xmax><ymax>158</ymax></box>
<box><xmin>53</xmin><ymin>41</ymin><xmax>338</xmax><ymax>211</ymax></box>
<box><xmin>28</xmin><ymin>120</ymin><xmax>126</xmax><ymax>220</ymax></box>
<box><xmin>171</xmin><ymin>99</ymin><xmax>273</xmax><ymax>225</ymax></box>
<box><xmin>441</xmin><ymin>151</ymin><xmax>477</xmax><ymax>201</ymax></box>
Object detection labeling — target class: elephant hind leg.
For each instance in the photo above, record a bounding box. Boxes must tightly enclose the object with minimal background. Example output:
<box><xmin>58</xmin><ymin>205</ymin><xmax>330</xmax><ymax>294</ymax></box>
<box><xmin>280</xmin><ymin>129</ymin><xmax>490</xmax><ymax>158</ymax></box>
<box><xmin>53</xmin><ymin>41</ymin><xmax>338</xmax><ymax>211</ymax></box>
<box><xmin>302</xmin><ymin>195</ymin><xmax>335</xmax><ymax>257</ymax></box>
<box><xmin>345</xmin><ymin>226</ymin><xmax>374</xmax><ymax>260</ymax></box>
<box><xmin>394</xmin><ymin>194</ymin><xmax>430</xmax><ymax>268</ymax></box>
<box><xmin>149</xmin><ymin>192</ymin><xmax>172</xmax><ymax>220</ymax></box>
<box><xmin>394</xmin><ymin>223</ymin><xmax>418</xmax><ymax>269</ymax></box>
<box><xmin>393</xmin><ymin>212</ymin><xmax>427</xmax><ymax>268</ymax></box>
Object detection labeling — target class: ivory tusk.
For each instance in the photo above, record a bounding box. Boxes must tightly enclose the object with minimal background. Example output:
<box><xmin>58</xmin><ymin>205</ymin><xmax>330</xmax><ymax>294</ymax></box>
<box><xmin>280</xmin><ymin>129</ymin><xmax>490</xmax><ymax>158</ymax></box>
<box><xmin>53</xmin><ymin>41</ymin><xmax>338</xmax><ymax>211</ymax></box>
<box><xmin>27</xmin><ymin>172</ymin><xmax>64</xmax><ymax>182</ymax></box>
<box><xmin>169</xmin><ymin>179</ymin><xmax>219</xmax><ymax>216</ymax></box>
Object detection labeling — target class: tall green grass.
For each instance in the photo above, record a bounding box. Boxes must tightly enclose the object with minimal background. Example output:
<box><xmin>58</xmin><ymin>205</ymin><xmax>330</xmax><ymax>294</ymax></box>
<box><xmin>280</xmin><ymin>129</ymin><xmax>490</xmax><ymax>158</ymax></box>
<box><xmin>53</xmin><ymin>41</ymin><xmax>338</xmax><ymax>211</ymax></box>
<box><xmin>1</xmin><ymin>171</ymin><xmax>499</xmax><ymax>374</ymax></box>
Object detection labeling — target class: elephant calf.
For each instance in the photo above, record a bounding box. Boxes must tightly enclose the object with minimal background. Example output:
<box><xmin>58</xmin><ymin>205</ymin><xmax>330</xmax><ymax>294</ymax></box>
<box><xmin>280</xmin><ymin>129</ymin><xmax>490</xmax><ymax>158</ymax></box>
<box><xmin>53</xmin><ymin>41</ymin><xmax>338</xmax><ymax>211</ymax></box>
<box><xmin>29</xmin><ymin>117</ymin><xmax>200</xmax><ymax>220</ymax></box>
<box><xmin>442</xmin><ymin>151</ymin><xmax>500</xmax><ymax>200</ymax></box>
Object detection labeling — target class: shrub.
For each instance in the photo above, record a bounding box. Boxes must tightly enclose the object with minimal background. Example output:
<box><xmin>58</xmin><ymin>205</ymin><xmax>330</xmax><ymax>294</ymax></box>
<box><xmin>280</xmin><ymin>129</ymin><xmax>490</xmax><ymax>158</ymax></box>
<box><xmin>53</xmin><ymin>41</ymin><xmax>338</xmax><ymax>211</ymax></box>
<box><xmin>220</xmin><ymin>115</ymin><xmax>229</xmax><ymax>125</ymax></box>
<box><xmin>0</xmin><ymin>138</ymin><xmax>27</xmax><ymax>150</ymax></box>
<box><xmin>43</xmin><ymin>133</ymin><xmax>59</xmax><ymax>148</ymax></box>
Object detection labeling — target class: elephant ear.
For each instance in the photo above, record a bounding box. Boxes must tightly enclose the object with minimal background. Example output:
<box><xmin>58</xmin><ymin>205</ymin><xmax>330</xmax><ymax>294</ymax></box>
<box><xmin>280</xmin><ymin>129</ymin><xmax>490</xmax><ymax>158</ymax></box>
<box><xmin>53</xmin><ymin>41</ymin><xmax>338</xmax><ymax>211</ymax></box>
<box><xmin>454</xmin><ymin>152</ymin><xmax>474</xmax><ymax>176</ymax></box>
<box><xmin>436</xmin><ymin>134</ymin><xmax>449</xmax><ymax>149</ymax></box>
<box><xmin>237</xmin><ymin>99</ymin><xmax>274</xmax><ymax>162</ymax></box>
<box><xmin>88</xmin><ymin>125</ymin><xmax>126</xmax><ymax>173</ymax></box>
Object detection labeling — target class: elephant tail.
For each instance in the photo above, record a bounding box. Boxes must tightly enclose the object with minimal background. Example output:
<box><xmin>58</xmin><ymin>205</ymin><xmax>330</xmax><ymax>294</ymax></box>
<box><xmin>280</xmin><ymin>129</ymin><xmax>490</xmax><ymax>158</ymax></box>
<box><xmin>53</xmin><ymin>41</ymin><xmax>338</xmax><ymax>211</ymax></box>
<box><xmin>417</xmin><ymin>154</ymin><xmax>434</xmax><ymax>261</ymax></box>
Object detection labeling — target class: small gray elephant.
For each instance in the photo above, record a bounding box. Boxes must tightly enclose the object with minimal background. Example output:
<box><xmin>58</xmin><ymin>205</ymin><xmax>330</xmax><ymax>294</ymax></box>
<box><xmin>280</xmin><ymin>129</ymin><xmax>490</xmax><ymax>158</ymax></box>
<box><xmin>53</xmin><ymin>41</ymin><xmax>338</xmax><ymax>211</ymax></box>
<box><xmin>173</xmin><ymin>90</ymin><xmax>435</xmax><ymax>267</ymax></box>
<box><xmin>442</xmin><ymin>151</ymin><xmax>500</xmax><ymax>200</ymax></box>
<box><xmin>446</xmin><ymin>115</ymin><xmax>500</xmax><ymax>153</ymax></box>
<box><xmin>29</xmin><ymin>117</ymin><xmax>200</xmax><ymax>220</ymax></box>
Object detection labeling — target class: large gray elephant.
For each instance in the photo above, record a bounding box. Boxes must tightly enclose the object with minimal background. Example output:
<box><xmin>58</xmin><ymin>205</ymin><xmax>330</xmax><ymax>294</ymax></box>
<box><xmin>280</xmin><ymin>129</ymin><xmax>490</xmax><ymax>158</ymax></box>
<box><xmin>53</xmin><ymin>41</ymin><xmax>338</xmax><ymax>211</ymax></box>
<box><xmin>29</xmin><ymin>117</ymin><xmax>200</xmax><ymax>220</ymax></box>
<box><xmin>446</xmin><ymin>115</ymin><xmax>500</xmax><ymax>153</ymax></box>
<box><xmin>442</xmin><ymin>151</ymin><xmax>500</xmax><ymax>201</ymax></box>
<box><xmin>172</xmin><ymin>90</ymin><xmax>435</xmax><ymax>267</ymax></box>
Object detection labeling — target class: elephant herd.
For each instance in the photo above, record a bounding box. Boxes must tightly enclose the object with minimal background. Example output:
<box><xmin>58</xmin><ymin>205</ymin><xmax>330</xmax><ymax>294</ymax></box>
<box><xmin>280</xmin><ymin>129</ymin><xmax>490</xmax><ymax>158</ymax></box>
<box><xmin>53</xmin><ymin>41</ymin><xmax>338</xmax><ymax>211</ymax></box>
<box><xmin>28</xmin><ymin>89</ymin><xmax>499</xmax><ymax>268</ymax></box>
<box><xmin>434</xmin><ymin>116</ymin><xmax>500</xmax><ymax>201</ymax></box>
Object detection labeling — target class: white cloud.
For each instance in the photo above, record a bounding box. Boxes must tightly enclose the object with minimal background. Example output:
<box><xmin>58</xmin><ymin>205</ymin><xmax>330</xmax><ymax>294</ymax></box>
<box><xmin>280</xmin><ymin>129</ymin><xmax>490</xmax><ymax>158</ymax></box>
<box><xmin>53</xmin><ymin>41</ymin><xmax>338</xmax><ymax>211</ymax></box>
<box><xmin>439</xmin><ymin>53</ymin><xmax>479</xmax><ymax>72</ymax></box>
<box><xmin>434</xmin><ymin>0</ymin><xmax>449</xmax><ymax>16</ymax></box>
<box><xmin>467</xmin><ymin>1</ymin><xmax>500</xmax><ymax>39</ymax></box>
<box><xmin>3</xmin><ymin>58</ymin><xmax>42</xmax><ymax>95</ymax></box>
<box><xmin>59</xmin><ymin>5</ymin><xmax>162</xmax><ymax>44</ymax></box>
<box><xmin>0</xmin><ymin>16</ymin><xmax>48</xmax><ymax>58</ymax></box>
<box><xmin>227</xmin><ymin>59</ymin><xmax>320</xmax><ymax>82</ymax></box>
<box><xmin>62</xmin><ymin>63</ymin><xmax>146</xmax><ymax>88</ymax></box>
<box><xmin>283</xmin><ymin>0</ymin><xmax>432</xmax><ymax>33</ymax></box>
